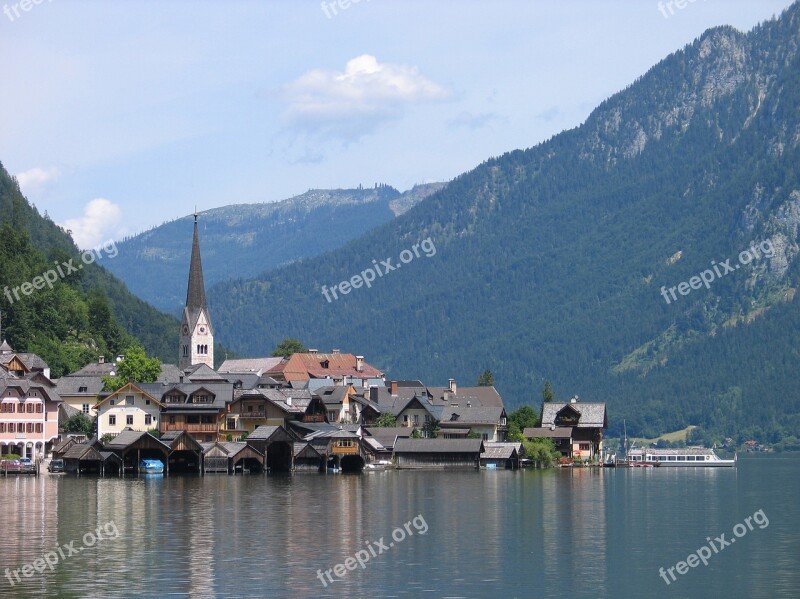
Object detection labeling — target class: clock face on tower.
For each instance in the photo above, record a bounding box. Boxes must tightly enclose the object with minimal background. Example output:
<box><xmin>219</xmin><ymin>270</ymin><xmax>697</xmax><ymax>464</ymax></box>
<box><xmin>199</xmin><ymin>326</ymin><xmax>206</xmax><ymax>334</ymax></box>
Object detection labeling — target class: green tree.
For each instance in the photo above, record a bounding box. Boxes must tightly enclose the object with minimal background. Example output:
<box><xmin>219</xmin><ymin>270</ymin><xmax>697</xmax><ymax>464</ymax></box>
<box><xmin>422</xmin><ymin>418</ymin><xmax>440</xmax><ymax>439</ymax></box>
<box><xmin>373</xmin><ymin>413</ymin><xmax>398</xmax><ymax>427</ymax></box>
<box><xmin>64</xmin><ymin>414</ymin><xmax>94</xmax><ymax>435</ymax></box>
<box><xmin>542</xmin><ymin>380</ymin><xmax>554</xmax><ymax>403</ymax></box>
<box><xmin>522</xmin><ymin>438</ymin><xmax>559</xmax><ymax>468</ymax></box>
<box><xmin>507</xmin><ymin>405</ymin><xmax>540</xmax><ymax>441</ymax></box>
<box><xmin>102</xmin><ymin>344</ymin><xmax>162</xmax><ymax>391</ymax></box>
<box><xmin>477</xmin><ymin>369</ymin><xmax>495</xmax><ymax>386</ymax></box>
<box><xmin>271</xmin><ymin>338</ymin><xmax>307</xmax><ymax>358</ymax></box>
<box><xmin>411</xmin><ymin>428</ymin><xmax>422</xmax><ymax>439</ymax></box>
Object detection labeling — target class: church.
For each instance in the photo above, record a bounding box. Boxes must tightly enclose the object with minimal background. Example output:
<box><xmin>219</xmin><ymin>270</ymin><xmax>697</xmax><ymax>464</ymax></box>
<box><xmin>179</xmin><ymin>212</ymin><xmax>214</xmax><ymax>370</ymax></box>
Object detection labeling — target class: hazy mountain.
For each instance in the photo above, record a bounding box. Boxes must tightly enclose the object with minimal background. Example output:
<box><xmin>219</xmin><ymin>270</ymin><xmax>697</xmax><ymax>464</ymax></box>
<box><xmin>206</xmin><ymin>4</ymin><xmax>800</xmax><ymax>443</ymax></box>
<box><xmin>107</xmin><ymin>183</ymin><xmax>444</xmax><ymax>313</ymax></box>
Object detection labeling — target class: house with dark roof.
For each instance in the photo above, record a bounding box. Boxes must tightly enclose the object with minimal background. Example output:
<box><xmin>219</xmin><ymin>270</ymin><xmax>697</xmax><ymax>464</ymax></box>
<box><xmin>439</xmin><ymin>405</ymin><xmax>508</xmax><ymax>442</ymax></box>
<box><xmin>528</xmin><ymin>397</ymin><xmax>607</xmax><ymax>461</ymax></box>
<box><xmin>138</xmin><ymin>381</ymin><xmax>233</xmax><ymax>443</ymax></box>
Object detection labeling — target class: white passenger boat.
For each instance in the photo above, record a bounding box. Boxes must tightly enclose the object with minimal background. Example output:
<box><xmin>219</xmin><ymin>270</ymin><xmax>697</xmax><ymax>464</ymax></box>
<box><xmin>626</xmin><ymin>447</ymin><xmax>736</xmax><ymax>467</ymax></box>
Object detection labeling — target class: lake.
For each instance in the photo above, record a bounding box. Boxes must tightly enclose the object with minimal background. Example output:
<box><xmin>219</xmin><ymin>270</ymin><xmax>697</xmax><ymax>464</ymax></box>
<box><xmin>0</xmin><ymin>454</ymin><xmax>798</xmax><ymax>598</ymax></box>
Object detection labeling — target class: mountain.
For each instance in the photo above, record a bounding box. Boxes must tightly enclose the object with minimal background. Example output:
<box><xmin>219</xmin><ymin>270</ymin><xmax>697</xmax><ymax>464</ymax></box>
<box><xmin>205</xmin><ymin>3</ymin><xmax>800</xmax><ymax>444</ymax></box>
<box><xmin>0</xmin><ymin>163</ymin><xmax>178</xmax><ymax>373</ymax></box>
<box><xmin>107</xmin><ymin>183</ymin><xmax>444</xmax><ymax>313</ymax></box>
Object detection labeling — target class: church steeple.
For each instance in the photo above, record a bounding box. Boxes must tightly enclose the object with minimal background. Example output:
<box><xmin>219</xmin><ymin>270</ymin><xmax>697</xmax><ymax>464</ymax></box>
<box><xmin>186</xmin><ymin>211</ymin><xmax>207</xmax><ymax>311</ymax></box>
<box><xmin>179</xmin><ymin>212</ymin><xmax>214</xmax><ymax>370</ymax></box>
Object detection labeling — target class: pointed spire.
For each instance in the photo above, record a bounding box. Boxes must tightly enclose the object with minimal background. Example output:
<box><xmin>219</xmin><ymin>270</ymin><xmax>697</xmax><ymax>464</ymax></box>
<box><xmin>186</xmin><ymin>212</ymin><xmax>207</xmax><ymax>310</ymax></box>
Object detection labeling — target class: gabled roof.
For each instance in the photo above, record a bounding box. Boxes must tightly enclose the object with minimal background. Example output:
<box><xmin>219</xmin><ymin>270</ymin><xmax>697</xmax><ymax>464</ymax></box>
<box><xmin>66</xmin><ymin>361</ymin><xmax>117</xmax><ymax>377</ymax></box>
<box><xmin>363</xmin><ymin>427</ymin><xmax>411</xmax><ymax>449</ymax></box>
<box><xmin>0</xmin><ymin>351</ymin><xmax>49</xmax><ymax>372</ymax></box>
<box><xmin>94</xmin><ymin>382</ymin><xmax>164</xmax><ymax>409</ymax></box>
<box><xmin>293</xmin><ymin>442</ymin><xmax>321</xmax><ymax>458</ymax></box>
<box><xmin>541</xmin><ymin>401</ymin><xmax>607</xmax><ymax>428</ymax></box>
<box><xmin>394</xmin><ymin>438</ymin><xmax>484</xmax><ymax>454</ymax></box>
<box><xmin>247</xmin><ymin>425</ymin><xmax>295</xmax><ymax>443</ymax></box>
<box><xmin>427</xmin><ymin>385</ymin><xmax>504</xmax><ymax>408</ymax></box>
<box><xmin>481</xmin><ymin>444</ymin><xmax>518</xmax><ymax>460</ymax></box>
<box><xmin>183</xmin><ymin>363</ymin><xmax>225</xmax><ymax>382</ymax></box>
<box><xmin>63</xmin><ymin>444</ymin><xmax>103</xmax><ymax>461</ymax></box>
<box><xmin>103</xmin><ymin>430</ymin><xmax>170</xmax><ymax>452</ymax></box>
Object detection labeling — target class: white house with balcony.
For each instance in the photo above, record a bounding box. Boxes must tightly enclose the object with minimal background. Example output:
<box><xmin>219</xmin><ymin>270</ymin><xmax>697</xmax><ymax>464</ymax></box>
<box><xmin>94</xmin><ymin>382</ymin><xmax>163</xmax><ymax>438</ymax></box>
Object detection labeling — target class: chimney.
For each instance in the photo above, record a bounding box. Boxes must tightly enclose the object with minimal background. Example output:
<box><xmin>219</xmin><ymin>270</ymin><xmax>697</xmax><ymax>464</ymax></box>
<box><xmin>356</xmin><ymin>356</ymin><xmax>364</xmax><ymax>372</ymax></box>
<box><xmin>98</xmin><ymin>356</ymin><xmax>105</xmax><ymax>364</ymax></box>
<box><xmin>286</xmin><ymin>397</ymin><xmax>292</xmax><ymax>406</ymax></box>
<box><xmin>571</xmin><ymin>395</ymin><xmax>578</xmax><ymax>404</ymax></box>
<box><xmin>448</xmin><ymin>379</ymin><xmax>457</xmax><ymax>395</ymax></box>
<box><xmin>309</xmin><ymin>348</ymin><xmax>318</xmax><ymax>355</ymax></box>
<box><xmin>389</xmin><ymin>380</ymin><xmax>398</xmax><ymax>395</ymax></box>
<box><xmin>332</xmin><ymin>349</ymin><xmax>340</xmax><ymax>355</ymax></box>
<box><xmin>370</xmin><ymin>386</ymin><xmax>379</xmax><ymax>402</ymax></box>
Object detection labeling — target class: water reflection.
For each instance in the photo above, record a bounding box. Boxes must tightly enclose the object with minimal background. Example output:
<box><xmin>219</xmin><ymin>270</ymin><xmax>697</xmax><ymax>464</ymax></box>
<box><xmin>0</xmin><ymin>458</ymin><xmax>797</xmax><ymax>598</ymax></box>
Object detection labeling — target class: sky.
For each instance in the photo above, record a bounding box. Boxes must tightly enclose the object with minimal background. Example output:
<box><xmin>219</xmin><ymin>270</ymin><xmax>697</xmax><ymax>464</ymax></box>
<box><xmin>0</xmin><ymin>0</ymin><xmax>796</xmax><ymax>248</ymax></box>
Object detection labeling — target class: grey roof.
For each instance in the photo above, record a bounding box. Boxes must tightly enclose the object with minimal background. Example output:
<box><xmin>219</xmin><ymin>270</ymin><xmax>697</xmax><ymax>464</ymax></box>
<box><xmin>481</xmin><ymin>444</ymin><xmax>518</xmax><ymax>459</ymax></box>
<box><xmin>139</xmin><ymin>382</ymin><xmax>233</xmax><ymax>410</ymax></box>
<box><xmin>524</xmin><ymin>426</ymin><xmax>573</xmax><ymax>439</ymax></box>
<box><xmin>247</xmin><ymin>425</ymin><xmax>288</xmax><ymax>441</ymax></box>
<box><xmin>541</xmin><ymin>402</ymin><xmax>607</xmax><ymax>428</ymax></box>
<box><xmin>0</xmin><ymin>351</ymin><xmax>49</xmax><ymax>372</ymax></box>
<box><xmin>183</xmin><ymin>363</ymin><xmax>226</xmax><ymax>381</ymax></box>
<box><xmin>364</xmin><ymin>427</ymin><xmax>411</xmax><ymax>448</ymax></box>
<box><xmin>0</xmin><ymin>378</ymin><xmax>61</xmax><ymax>403</ymax></box>
<box><xmin>158</xmin><ymin>431</ymin><xmax>183</xmax><ymax>442</ymax></box>
<box><xmin>56</xmin><ymin>376</ymin><xmax>105</xmax><ymax>396</ymax></box>
<box><xmin>156</xmin><ymin>364</ymin><xmax>184</xmax><ymax>383</ymax></box>
<box><xmin>394</xmin><ymin>438</ymin><xmax>484</xmax><ymax>454</ymax></box>
<box><xmin>63</xmin><ymin>444</ymin><xmax>102</xmax><ymax>460</ymax></box>
<box><xmin>221</xmin><ymin>373</ymin><xmax>261</xmax><ymax>389</ymax></box>
<box><xmin>440</xmin><ymin>405</ymin><xmax>505</xmax><ymax>425</ymax></box>
<box><xmin>218</xmin><ymin>357</ymin><xmax>283</xmax><ymax>374</ymax></box>
<box><xmin>0</xmin><ymin>340</ymin><xmax>12</xmax><ymax>353</ymax></box>
<box><xmin>103</xmin><ymin>430</ymin><xmax>169</xmax><ymax>450</ymax></box>
<box><xmin>52</xmin><ymin>437</ymin><xmax>77</xmax><ymax>454</ymax></box>
<box><xmin>293</xmin><ymin>442</ymin><xmax>321</xmax><ymax>458</ymax></box>
<box><xmin>68</xmin><ymin>361</ymin><xmax>117</xmax><ymax>377</ymax></box>
<box><xmin>426</xmin><ymin>385</ymin><xmax>504</xmax><ymax>408</ymax></box>
<box><xmin>59</xmin><ymin>403</ymin><xmax>83</xmax><ymax>418</ymax></box>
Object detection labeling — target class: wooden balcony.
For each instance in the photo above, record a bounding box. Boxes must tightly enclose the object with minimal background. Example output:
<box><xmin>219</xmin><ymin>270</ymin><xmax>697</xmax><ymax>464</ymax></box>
<box><xmin>331</xmin><ymin>443</ymin><xmax>359</xmax><ymax>455</ymax></box>
<box><xmin>161</xmin><ymin>423</ymin><xmax>217</xmax><ymax>433</ymax></box>
<box><xmin>239</xmin><ymin>412</ymin><xmax>266</xmax><ymax>419</ymax></box>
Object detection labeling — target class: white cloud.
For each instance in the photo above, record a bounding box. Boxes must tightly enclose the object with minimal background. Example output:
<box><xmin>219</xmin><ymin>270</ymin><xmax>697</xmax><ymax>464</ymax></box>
<box><xmin>283</xmin><ymin>55</ymin><xmax>449</xmax><ymax>143</ymax></box>
<box><xmin>60</xmin><ymin>198</ymin><xmax>124</xmax><ymax>249</ymax></box>
<box><xmin>15</xmin><ymin>166</ymin><xmax>60</xmax><ymax>190</ymax></box>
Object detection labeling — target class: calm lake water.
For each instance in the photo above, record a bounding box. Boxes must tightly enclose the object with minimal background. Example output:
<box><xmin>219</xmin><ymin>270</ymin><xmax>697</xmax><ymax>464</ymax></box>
<box><xmin>0</xmin><ymin>454</ymin><xmax>798</xmax><ymax>599</ymax></box>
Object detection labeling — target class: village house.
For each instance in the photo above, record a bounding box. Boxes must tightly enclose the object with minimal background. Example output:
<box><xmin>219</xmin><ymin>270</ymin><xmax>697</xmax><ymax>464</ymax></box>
<box><xmin>267</xmin><ymin>349</ymin><xmax>384</xmax><ymax>390</ymax></box>
<box><xmin>0</xmin><ymin>344</ymin><xmax>62</xmax><ymax>459</ymax></box>
<box><xmin>94</xmin><ymin>382</ymin><xmax>164</xmax><ymax>438</ymax></box>
<box><xmin>439</xmin><ymin>405</ymin><xmax>508</xmax><ymax>442</ymax></box>
<box><xmin>525</xmin><ymin>396</ymin><xmax>607</xmax><ymax>461</ymax></box>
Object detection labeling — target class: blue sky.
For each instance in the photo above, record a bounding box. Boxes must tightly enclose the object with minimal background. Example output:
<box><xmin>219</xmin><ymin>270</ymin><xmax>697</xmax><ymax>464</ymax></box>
<box><xmin>0</xmin><ymin>0</ymin><xmax>795</xmax><ymax>247</ymax></box>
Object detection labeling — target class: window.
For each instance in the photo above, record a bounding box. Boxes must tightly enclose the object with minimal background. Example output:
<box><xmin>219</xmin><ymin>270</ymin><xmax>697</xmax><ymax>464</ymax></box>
<box><xmin>413</xmin><ymin>415</ymin><xmax>419</xmax><ymax>424</ymax></box>
<box><xmin>144</xmin><ymin>415</ymin><xmax>152</xmax><ymax>426</ymax></box>
<box><xmin>125</xmin><ymin>395</ymin><xmax>134</xmax><ymax>406</ymax></box>
<box><xmin>169</xmin><ymin>416</ymin><xmax>176</xmax><ymax>424</ymax></box>
<box><xmin>35</xmin><ymin>403</ymin><xmax>43</xmax><ymax>413</ymax></box>
<box><xmin>328</xmin><ymin>411</ymin><xmax>338</xmax><ymax>422</ymax></box>
<box><xmin>482</xmin><ymin>433</ymin><xmax>489</xmax><ymax>441</ymax></box>
<box><xmin>17</xmin><ymin>404</ymin><xmax>24</xmax><ymax>413</ymax></box>
<box><xmin>0</xmin><ymin>423</ymin><xmax>4</xmax><ymax>432</ymax></box>
<box><xmin>145</xmin><ymin>400</ymin><xmax>151</xmax><ymax>406</ymax></box>
<box><xmin>227</xmin><ymin>418</ymin><xmax>236</xmax><ymax>430</ymax></box>
<box><xmin>26</xmin><ymin>423</ymin><xmax>34</xmax><ymax>433</ymax></box>
<box><xmin>8</xmin><ymin>423</ymin><xmax>14</xmax><ymax>433</ymax></box>
<box><xmin>26</xmin><ymin>403</ymin><xmax>34</xmax><ymax>413</ymax></box>
<box><xmin>579</xmin><ymin>443</ymin><xmax>590</xmax><ymax>452</ymax></box>
<box><xmin>126</xmin><ymin>415</ymin><xmax>134</xmax><ymax>426</ymax></box>
<box><xmin>109</xmin><ymin>415</ymin><xmax>116</xmax><ymax>426</ymax></box>
<box><xmin>110</xmin><ymin>400</ymin><xmax>115</xmax><ymax>406</ymax></box>
<box><xmin>35</xmin><ymin>423</ymin><xmax>42</xmax><ymax>433</ymax></box>
<box><xmin>82</xmin><ymin>404</ymin><xmax>90</xmax><ymax>414</ymax></box>
<box><xmin>424</xmin><ymin>415</ymin><xmax>431</xmax><ymax>423</ymax></box>
<box><xmin>78</xmin><ymin>386</ymin><xmax>88</xmax><ymax>393</ymax></box>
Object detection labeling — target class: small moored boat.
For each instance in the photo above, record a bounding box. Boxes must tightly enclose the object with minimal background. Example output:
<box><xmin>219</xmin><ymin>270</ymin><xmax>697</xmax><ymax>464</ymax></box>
<box><xmin>139</xmin><ymin>459</ymin><xmax>164</xmax><ymax>474</ymax></box>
